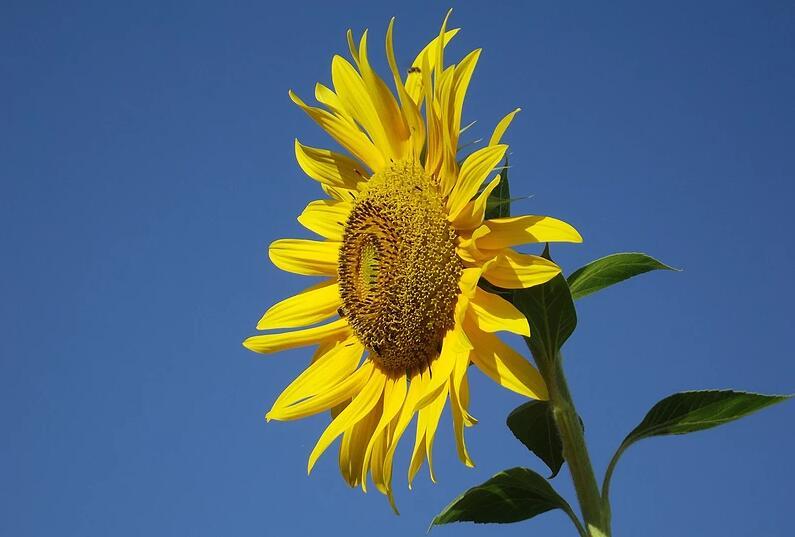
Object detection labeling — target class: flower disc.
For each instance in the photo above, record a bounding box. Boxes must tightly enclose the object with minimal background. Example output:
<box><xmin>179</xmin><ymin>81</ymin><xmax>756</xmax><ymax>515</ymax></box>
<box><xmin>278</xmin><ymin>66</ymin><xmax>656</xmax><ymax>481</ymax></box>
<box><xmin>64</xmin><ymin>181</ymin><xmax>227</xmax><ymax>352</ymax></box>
<box><xmin>338</xmin><ymin>161</ymin><xmax>462</xmax><ymax>373</ymax></box>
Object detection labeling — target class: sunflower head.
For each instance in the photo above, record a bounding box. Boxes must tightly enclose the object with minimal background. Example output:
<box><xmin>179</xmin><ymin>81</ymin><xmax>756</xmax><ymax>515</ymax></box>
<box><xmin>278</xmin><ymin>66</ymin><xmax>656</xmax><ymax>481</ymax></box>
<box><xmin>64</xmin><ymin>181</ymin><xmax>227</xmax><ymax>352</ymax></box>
<box><xmin>244</xmin><ymin>13</ymin><xmax>582</xmax><ymax>510</ymax></box>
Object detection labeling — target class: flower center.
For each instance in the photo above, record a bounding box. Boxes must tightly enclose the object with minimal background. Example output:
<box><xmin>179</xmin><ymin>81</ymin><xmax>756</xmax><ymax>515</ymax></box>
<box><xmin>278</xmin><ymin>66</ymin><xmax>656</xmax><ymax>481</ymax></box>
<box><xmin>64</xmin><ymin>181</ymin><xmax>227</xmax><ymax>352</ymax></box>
<box><xmin>338</xmin><ymin>161</ymin><xmax>462</xmax><ymax>373</ymax></box>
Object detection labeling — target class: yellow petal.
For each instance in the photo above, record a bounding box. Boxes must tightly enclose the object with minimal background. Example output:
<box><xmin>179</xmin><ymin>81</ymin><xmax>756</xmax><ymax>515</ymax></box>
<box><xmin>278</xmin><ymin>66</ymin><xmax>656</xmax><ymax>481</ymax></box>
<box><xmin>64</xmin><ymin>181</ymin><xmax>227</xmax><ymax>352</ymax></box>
<box><xmin>346</xmin><ymin>29</ymin><xmax>360</xmax><ymax>66</ymax></box>
<box><xmin>456</xmin><ymin>226</ymin><xmax>497</xmax><ymax>263</ymax></box>
<box><xmin>408</xmin><ymin>371</ymin><xmax>430</xmax><ymax>487</ymax></box>
<box><xmin>368</xmin><ymin>419</ymin><xmax>391</xmax><ymax>497</ymax></box>
<box><xmin>310</xmin><ymin>338</ymin><xmax>336</xmax><ymax>365</ymax></box>
<box><xmin>468</xmin><ymin>286</ymin><xmax>531</xmax><ymax>337</ymax></box>
<box><xmin>477</xmin><ymin>215</ymin><xmax>583</xmax><ymax>250</ymax></box>
<box><xmin>447</xmin><ymin>144</ymin><xmax>508</xmax><ymax>220</ymax></box>
<box><xmin>361</xmin><ymin>374</ymin><xmax>407</xmax><ymax>492</ymax></box>
<box><xmin>382</xmin><ymin>371</ymin><xmax>423</xmax><ymax>506</ymax></box>
<box><xmin>488</xmin><ymin>108</ymin><xmax>520</xmax><ymax>146</ymax></box>
<box><xmin>339</xmin><ymin>395</ymin><xmax>381</xmax><ymax>487</ymax></box>
<box><xmin>268</xmin><ymin>238</ymin><xmax>339</xmax><ymax>276</ymax></box>
<box><xmin>433</xmin><ymin>10</ymin><xmax>453</xmax><ymax>83</ymax></box>
<box><xmin>482</xmin><ymin>249</ymin><xmax>561</xmax><ymax>289</ymax></box>
<box><xmin>436</xmin><ymin>64</ymin><xmax>459</xmax><ymax>194</ymax></box>
<box><xmin>297</xmin><ymin>199</ymin><xmax>352</xmax><ymax>241</ymax></box>
<box><xmin>385</xmin><ymin>18</ymin><xmax>425</xmax><ymax>158</ymax></box>
<box><xmin>321</xmin><ymin>183</ymin><xmax>356</xmax><ymax>202</ymax></box>
<box><xmin>314</xmin><ymin>83</ymin><xmax>355</xmax><ymax>123</ymax></box>
<box><xmin>465</xmin><ymin>318</ymin><xmax>548</xmax><ymax>400</ymax></box>
<box><xmin>257</xmin><ymin>279</ymin><xmax>342</xmax><ymax>330</ymax></box>
<box><xmin>290</xmin><ymin>90</ymin><xmax>385</xmax><ymax>171</ymax></box>
<box><xmin>270</xmin><ymin>336</ymin><xmax>364</xmax><ymax>412</ymax></box>
<box><xmin>308</xmin><ymin>363</ymin><xmax>385</xmax><ymax>473</ymax></box>
<box><xmin>448</xmin><ymin>49</ymin><xmax>481</xmax><ymax>153</ymax></box>
<box><xmin>451</xmin><ymin>174</ymin><xmax>501</xmax><ymax>230</ymax></box>
<box><xmin>436</xmin><ymin>47</ymin><xmax>480</xmax><ymax>195</ymax></box>
<box><xmin>423</xmin><ymin>382</ymin><xmax>449</xmax><ymax>483</ymax></box>
<box><xmin>331</xmin><ymin>54</ymin><xmax>395</xmax><ymax>160</ymax></box>
<box><xmin>453</xmin><ymin>355</ymin><xmax>477</xmax><ymax>429</ymax></box>
<box><xmin>449</xmin><ymin>345</ymin><xmax>476</xmax><ymax>466</ymax></box>
<box><xmin>330</xmin><ymin>399</ymin><xmax>349</xmax><ymax>419</ymax></box>
<box><xmin>356</xmin><ymin>31</ymin><xmax>410</xmax><ymax>160</ymax></box>
<box><xmin>451</xmin><ymin>347</ymin><xmax>470</xmax><ymax>407</ymax></box>
<box><xmin>243</xmin><ymin>317</ymin><xmax>349</xmax><ymax>355</ymax></box>
<box><xmin>405</xmin><ymin>29</ymin><xmax>460</xmax><ymax>104</ymax></box>
<box><xmin>421</xmin><ymin>53</ymin><xmax>443</xmax><ymax>177</ymax></box>
<box><xmin>268</xmin><ymin>358</ymin><xmax>374</xmax><ymax>422</ymax></box>
<box><xmin>449</xmin><ymin>374</ymin><xmax>474</xmax><ymax>467</ymax></box>
<box><xmin>415</xmin><ymin>326</ymin><xmax>460</xmax><ymax>410</ymax></box>
<box><xmin>458</xmin><ymin>266</ymin><xmax>483</xmax><ymax>300</ymax></box>
<box><xmin>294</xmin><ymin>139</ymin><xmax>367</xmax><ymax>190</ymax></box>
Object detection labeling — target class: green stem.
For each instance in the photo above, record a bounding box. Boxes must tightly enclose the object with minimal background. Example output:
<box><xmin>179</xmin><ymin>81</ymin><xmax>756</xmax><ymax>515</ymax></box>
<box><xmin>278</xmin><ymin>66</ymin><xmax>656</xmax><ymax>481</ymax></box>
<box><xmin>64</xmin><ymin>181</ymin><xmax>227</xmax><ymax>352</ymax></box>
<box><xmin>601</xmin><ymin>442</ymin><xmax>627</xmax><ymax>509</ymax></box>
<box><xmin>541</xmin><ymin>354</ymin><xmax>610</xmax><ymax>536</ymax></box>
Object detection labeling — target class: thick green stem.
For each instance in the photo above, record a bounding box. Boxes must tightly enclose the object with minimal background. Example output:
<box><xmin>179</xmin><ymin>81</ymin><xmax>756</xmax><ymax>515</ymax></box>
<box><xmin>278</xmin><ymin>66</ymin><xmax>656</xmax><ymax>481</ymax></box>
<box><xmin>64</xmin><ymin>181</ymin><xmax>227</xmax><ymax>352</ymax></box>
<box><xmin>541</xmin><ymin>354</ymin><xmax>610</xmax><ymax>536</ymax></box>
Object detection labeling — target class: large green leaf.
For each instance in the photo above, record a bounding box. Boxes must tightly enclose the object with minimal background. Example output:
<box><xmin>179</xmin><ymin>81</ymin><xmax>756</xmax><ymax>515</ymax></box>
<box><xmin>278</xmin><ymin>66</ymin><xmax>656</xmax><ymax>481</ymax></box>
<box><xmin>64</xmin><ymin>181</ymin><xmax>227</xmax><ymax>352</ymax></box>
<box><xmin>603</xmin><ymin>390</ymin><xmax>791</xmax><ymax>499</ymax></box>
<box><xmin>431</xmin><ymin>467</ymin><xmax>577</xmax><ymax>526</ymax></box>
<box><xmin>506</xmin><ymin>401</ymin><xmax>564</xmax><ymax>478</ymax></box>
<box><xmin>512</xmin><ymin>245</ymin><xmax>577</xmax><ymax>363</ymax></box>
<box><xmin>484</xmin><ymin>157</ymin><xmax>511</xmax><ymax>220</ymax></box>
<box><xmin>567</xmin><ymin>252</ymin><xmax>677</xmax><ymax>300</ymax></box>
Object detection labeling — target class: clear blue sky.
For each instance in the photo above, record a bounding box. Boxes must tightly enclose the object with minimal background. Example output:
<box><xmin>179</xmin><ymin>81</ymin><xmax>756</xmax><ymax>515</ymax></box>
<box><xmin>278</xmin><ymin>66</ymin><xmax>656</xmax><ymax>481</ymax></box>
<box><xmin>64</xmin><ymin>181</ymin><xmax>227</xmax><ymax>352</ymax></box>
<box><xmin>2</xmin><ymin>1</ymin><xmax>793</xmax><ymax>536</ymax></box>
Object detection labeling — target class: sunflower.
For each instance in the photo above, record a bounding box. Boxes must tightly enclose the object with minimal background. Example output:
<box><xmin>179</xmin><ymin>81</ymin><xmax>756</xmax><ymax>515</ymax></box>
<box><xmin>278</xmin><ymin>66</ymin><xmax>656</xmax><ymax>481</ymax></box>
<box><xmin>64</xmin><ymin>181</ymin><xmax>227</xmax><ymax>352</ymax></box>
<box><xmin>243</xmin><ymin>13</ymin><xmax>582</xmax><ymax>510</ymax></box>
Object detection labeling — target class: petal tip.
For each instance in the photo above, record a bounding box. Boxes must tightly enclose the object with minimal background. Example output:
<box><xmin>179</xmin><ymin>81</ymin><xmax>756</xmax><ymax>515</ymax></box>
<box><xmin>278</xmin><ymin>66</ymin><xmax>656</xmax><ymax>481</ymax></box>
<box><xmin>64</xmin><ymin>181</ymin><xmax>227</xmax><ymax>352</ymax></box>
<box><xmin>388</xmin><ymin>493</ymin><xmax>400</xmax><ymax>515</ymax></box>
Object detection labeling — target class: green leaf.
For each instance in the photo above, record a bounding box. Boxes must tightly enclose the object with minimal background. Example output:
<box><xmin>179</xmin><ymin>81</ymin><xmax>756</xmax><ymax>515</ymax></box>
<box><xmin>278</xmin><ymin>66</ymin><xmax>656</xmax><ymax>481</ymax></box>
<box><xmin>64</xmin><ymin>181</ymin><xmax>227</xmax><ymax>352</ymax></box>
<box><xmin>506</xmin><ymin>401</ymin><xmax>564</xmax><ymax>478</ymax></box>
<box><xmin>484</xmin><ymin>157</ymin><xmax>510</xmax><ymax>220</ymax></box>
<box><xmin>431</xmin><ymin>467</ymin><xmax>576</xmax><ymax>526</ymax></box>
<box><xmin>512</xmin><ymin>245</ymin><xmax>577</xmax><ymax>362</ymax></box>
<box><xmin>603</xmin><ymin>390</ymin><xmax>791</xmax><ymax>500</ymax></box>
<box><xmin>623</xmin><ymin>390</ymin><xmax>790</xmax><ymax>443</ymax></box>
<box><xmin>567</xmin><ymin>252</ymin><xmax>678</xmax><ymax>300</ymax></box>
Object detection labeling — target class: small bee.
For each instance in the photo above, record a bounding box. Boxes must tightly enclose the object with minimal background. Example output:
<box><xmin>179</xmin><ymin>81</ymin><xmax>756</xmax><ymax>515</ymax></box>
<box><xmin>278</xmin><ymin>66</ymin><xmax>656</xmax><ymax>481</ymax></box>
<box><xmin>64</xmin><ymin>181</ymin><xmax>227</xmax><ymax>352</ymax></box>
<box><xmin>407</xmin><ymin>66</ymin><xmax>421</xmax><ymax>75</ymax></box>
<box><xmin>337</xmin><ymin>307</ymin><xmax>346</xmax><ymax>318</ymax></box>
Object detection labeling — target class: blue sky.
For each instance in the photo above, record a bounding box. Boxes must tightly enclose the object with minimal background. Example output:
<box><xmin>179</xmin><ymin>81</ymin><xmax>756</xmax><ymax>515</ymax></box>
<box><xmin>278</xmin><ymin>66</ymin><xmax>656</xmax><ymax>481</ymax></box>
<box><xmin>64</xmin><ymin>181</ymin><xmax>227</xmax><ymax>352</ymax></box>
<box><xmin>1</xmin><ymin>1</ymin><xmax>793</xmax><ymax>536</ymax></box>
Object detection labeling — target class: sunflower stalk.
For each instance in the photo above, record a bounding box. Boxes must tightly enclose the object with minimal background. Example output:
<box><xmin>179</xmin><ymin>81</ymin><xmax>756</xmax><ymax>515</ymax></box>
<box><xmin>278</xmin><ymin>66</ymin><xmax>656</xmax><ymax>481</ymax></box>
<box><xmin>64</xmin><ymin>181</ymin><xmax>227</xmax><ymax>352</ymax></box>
<box><xmin>540</xmin><ymin>353</ymin><xmax>610</xmax><ymax>536</ymax></box>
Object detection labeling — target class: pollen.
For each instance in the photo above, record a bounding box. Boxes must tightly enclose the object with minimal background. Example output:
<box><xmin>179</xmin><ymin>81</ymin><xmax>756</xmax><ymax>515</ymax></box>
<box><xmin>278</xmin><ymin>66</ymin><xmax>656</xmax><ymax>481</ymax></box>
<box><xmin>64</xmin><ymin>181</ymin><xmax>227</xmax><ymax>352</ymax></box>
<box><xmin>338</xmin><ymin>161</ymin><xmax>462</xmax><ymax>373</ymax></box>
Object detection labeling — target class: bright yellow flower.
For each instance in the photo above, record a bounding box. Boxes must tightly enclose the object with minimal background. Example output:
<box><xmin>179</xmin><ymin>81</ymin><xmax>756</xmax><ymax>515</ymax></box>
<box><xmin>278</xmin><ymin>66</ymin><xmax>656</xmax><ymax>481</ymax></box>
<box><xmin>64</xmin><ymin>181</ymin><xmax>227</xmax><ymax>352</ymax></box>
<box><xmin>243</xmin><ymin>14</ymin><xmax>582</xmax><ymax>510</ymax></box>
